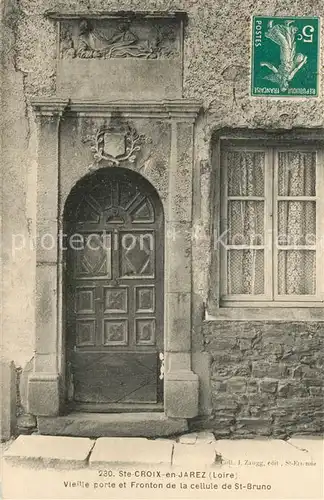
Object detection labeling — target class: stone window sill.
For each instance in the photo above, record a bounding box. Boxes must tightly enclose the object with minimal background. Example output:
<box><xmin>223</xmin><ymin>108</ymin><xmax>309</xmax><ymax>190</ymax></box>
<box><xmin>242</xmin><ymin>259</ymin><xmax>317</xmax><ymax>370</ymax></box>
<box><xmin>205</xmin><ymin>307</ymin><xmax>324</xmax><ymax>322</ymax></box>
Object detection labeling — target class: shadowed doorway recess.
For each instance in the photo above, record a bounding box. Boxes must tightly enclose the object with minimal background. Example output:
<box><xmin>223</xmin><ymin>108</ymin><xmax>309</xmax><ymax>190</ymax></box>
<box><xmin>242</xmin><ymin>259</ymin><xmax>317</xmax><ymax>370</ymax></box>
<box><xmin>64</xmin><ymin>168</ymin><xmax>164</xmax><ymax>412</ymax></box>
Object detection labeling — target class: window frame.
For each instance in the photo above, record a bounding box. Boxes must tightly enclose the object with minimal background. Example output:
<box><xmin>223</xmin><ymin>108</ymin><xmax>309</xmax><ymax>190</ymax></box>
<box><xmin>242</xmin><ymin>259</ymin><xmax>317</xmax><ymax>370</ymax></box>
<box><xmin>215</xmin><ymin>139</ymin><xmax>324</xmax><ymax>309</ymax></box>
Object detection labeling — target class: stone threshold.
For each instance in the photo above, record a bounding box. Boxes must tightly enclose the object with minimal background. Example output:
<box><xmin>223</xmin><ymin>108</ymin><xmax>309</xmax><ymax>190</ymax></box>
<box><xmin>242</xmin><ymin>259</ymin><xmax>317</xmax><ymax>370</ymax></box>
<box><xmin>3</xmin><ymin>433</ymin><xmax>322</xmax><ymax>469</ymax></box>
<box><xmin>37</xmin><ymin>412</ymin><xmax>188</xmax><ymax>438</ymax></box>
<box><xmin>3</xmin><ymin>432</ymin><xmax>218</xmax><ymax>469</ymax></box>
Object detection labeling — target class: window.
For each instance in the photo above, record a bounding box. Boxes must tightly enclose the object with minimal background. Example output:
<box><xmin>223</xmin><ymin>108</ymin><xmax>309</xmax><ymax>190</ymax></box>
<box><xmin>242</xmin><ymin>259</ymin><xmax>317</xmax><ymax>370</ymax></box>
<box><xmin>220</xmin><ymin>143</ymin><xmax>324</xmax><ymax>306</ymax></box>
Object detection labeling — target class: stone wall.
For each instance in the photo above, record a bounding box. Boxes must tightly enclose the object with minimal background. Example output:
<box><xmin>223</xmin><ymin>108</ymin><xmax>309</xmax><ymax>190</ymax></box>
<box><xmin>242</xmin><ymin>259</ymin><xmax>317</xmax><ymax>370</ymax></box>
<box><xmin>195</xmin><ymin>321</ymin><xmax>324</xmax><ymax>438</ymax></box>
<box><xmin>2</xmin><ymin>0</ymin><xmax>324</xmax><ymax>366</ymax></box>
<box><xmin>1</xmin><ymin>0</ymin><xmax>324</xmax><ymax>437</ymax></box>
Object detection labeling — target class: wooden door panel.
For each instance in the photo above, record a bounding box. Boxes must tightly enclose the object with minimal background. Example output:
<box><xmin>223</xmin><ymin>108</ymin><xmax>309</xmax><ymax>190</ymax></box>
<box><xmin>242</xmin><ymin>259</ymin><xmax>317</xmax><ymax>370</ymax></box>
<box><xmin>119</xmin><ymin>232</ymin><xmax>155</xmax><ymax>278</ymax></box>
<box><xmin>65</xmin><ymin>170</ymin><xmax>164</xmax><ymax>409</ymax></box>
<box><xmin>72</xmin><ymin>352</ymin><xmax>158</xmax><ymax>403</ymax></box>
<box><xmin>103</xmin><ymin>319</ymin><xmax>128</xmax><ymax>346</ymax></box>
<box><xmin>135</xmin><ymin>318</ymin><xmax>156</xmax><ymax>345</ymax></box>
<box><xmin>135</xmin><ymin>285</ymin><xmax>155</xmax><ymax>313</ymax></box>
<box><xmin>74</xmin><ymin>233</ymin><xmax>112</xmax><ymax>279</ymax></box>
<box><xmin>75</xmin><ymin>287</ymin><xmax>96</xmax><ymax>314</ymax></box>
<box><xmin>76</xmin><ymin>319</ymin><xmax>96</xmax><ymax>346</ymax></box>
<box><xmin>103</xmin><ymin>287</ymin><xmax>128</xmax><ymax>313</ymax></box>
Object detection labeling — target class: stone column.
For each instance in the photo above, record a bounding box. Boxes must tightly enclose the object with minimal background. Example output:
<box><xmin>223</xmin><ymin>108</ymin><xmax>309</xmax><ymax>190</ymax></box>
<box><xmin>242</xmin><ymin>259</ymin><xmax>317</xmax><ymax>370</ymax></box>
<box><xmin>28</xmin><ymin>100</ymin><xmax>68</xmax><ymax>416</ymax></box>
<box><xmin>164</xmin><ymin>103</ymin><xmax>200</xmax><ymax>418</ymax></box>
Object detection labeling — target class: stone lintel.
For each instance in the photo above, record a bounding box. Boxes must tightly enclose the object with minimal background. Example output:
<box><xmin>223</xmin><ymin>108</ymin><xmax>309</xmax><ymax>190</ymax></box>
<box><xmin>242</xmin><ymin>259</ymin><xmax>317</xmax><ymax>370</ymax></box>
<box><xmin>45</xmin><ymin>10</ymin><xmax>187</xmax><ymax>21</ymax></box>
<box><xmin>31</xmin><ymin>98</ymin><xmax>202</xmax><ymax>121</ymax></box>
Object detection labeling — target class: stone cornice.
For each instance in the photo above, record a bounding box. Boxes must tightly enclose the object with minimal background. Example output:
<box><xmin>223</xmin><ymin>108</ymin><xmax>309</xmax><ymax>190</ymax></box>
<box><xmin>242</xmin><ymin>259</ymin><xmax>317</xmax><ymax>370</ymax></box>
<box><xmin>31</xmin><ymin>99</ymin><xmax>202</xmax><ymax>122</ymax></box>
<box><xmin>31</xmin><ymin>98</ymin><xmax>70</xmax><ymax>117</ymax></box>
<box><xmin>45</xmin><ymin>10</ymin><xmax>187</xmax><ymax>20</ymax></box>
<box><xmin>68</xmin><ymin>99</ymin><xmax>202</xmax><ymax>121</ymax></box>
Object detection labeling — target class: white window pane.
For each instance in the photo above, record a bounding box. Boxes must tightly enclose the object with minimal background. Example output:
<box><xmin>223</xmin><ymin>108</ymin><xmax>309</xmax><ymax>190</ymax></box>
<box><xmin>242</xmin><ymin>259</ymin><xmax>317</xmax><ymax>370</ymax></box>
<box><xmin>278</xmin><ymin>250</ymin><xmax>316</xmax><ymax>295</ymax></box>
<box><xmin>227</xmin><ymin>151</ymin><xmax>265</xmax><ymax>196</ymax></box>
<box><xmin>227</xmin><ymin>250</ymin><xmax>264</xmax><ymax>295</ymax></box>
<box><xmin>228</xmin><ymin>201</ymin><xmax>264</xmax><ymax>245</ymax></box>
<box><xmin>278</xmin><ymin>201</ymin><xmax>316</xmax><ymax>246</ymax></box>
<box><xmin>278</xmin><ymin>151</ymin><xmax>316</xmax><ymax>196</ymax></box>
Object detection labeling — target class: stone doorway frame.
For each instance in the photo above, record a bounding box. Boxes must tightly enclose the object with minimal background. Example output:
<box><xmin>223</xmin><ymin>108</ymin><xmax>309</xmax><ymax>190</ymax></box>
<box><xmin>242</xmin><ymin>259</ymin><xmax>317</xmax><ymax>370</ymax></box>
<box><xmin>27</xmin><ymin>99</ymin><xmax>202</xmax><ymax>424</ymax></box>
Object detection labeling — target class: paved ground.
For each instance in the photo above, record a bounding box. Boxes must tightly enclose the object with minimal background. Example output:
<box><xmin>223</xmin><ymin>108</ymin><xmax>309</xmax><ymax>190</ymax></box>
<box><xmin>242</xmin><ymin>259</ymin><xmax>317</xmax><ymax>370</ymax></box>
<box><xmin>1</xmin><ymin>433</ymin><xmax>323</xmax><ymax>499</ymax></box>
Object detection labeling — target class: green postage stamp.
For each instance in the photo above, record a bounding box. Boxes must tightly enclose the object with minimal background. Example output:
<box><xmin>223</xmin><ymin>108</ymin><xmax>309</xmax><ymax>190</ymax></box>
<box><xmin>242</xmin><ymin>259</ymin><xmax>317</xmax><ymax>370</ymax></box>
<box><xmin>251</xmin><ymin>16</ymin><xmax>320</xmax><ymax>97</ymax></box>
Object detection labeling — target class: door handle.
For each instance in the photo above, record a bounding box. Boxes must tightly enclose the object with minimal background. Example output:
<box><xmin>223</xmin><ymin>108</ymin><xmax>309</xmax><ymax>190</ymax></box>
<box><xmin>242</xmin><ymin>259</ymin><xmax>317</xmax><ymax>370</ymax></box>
<box><xmin>94</xmin><ymin>298</ymin><xmax>104</xmax><ymax>304</ymax></box>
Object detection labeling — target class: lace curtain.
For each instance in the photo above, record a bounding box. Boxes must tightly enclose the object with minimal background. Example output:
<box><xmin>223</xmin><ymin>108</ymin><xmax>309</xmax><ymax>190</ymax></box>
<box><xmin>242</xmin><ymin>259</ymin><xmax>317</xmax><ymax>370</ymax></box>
<box><xmin>277</xmin><ymin>152</ymin><xmax>316</xmax><ymax>295</ymax></box>
<box><xmin>225</xmin><ymin>149</ymin><xmax>316</xmax><ymax>297</ymax></box>
<box><xmin>226</xmin><ymin>151</ymin><xmax>265</xmax><ymax>295</ymax></box>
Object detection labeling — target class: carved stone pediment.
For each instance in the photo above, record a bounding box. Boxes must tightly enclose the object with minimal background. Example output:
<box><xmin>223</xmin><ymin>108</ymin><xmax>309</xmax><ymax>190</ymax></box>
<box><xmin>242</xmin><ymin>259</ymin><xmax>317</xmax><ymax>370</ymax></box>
<box><xmin>53</xmin><ymin>13</ymin><xmax>185</xmax><ymax>99</ymax></box>
<box><xmin>60</xmin><ymin>17</ymin><xmax>180</xmax><ymax>60</ymax></box>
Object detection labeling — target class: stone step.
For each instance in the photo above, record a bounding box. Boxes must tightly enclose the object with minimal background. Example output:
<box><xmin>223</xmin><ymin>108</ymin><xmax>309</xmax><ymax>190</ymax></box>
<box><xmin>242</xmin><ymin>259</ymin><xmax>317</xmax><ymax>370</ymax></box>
<box><xmin>3</xmin><ymin>435</ymin><xmax>323</xmax><ymax>470</ymax></box>
<box><xmin>3</xmin><ymin>435</ymin><xmax>94</xmax><ymax>469</ymax></box>
<box><xmin>3</xmin><ymin>436</ymin><xmax>323</xmax><ymax>500</ymax></box>
<box><xmin>37</xmin><ymin>412</ymin><xmax>188</xmax><ymax>438</ymax></box>
<box><xmin>89</xmin><ymin>437</ymin><xmax>174</xmax><ymax>466</ymax></box>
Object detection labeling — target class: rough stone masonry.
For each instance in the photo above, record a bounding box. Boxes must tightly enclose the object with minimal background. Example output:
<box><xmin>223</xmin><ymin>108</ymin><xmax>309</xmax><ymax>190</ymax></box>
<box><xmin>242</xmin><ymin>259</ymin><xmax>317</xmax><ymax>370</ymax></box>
<box><xmin>199</xmin><ymin>322</ymin><xmax>324</xmax><ymax>438</ymax></box>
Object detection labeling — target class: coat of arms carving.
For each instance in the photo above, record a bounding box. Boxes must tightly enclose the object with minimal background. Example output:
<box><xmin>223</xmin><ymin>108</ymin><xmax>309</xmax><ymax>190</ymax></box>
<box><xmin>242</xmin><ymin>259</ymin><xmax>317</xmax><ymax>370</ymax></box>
<box><xmin>83</xmin><ymin>124</ymin><xmax>145</xmax><ymax>169</ymax></box>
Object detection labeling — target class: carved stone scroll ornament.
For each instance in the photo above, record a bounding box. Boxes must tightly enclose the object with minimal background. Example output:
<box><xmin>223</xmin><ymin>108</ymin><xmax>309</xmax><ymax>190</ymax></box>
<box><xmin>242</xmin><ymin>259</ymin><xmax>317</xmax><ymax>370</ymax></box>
<box><xmin>60</xmin><ymin>19</ymin><xmax>176</xmax><ymax>59</ymax></box>
<box><xmin>83</xmin><ymin>124</ymin><xmax>145</xmax><ymax>170</ymax></box>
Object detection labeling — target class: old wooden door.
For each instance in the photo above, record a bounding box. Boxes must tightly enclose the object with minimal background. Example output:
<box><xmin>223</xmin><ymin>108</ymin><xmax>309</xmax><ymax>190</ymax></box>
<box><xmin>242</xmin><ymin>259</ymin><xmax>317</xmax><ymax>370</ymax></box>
<box><xmin>65</xmin><ymin>169</ymin><xmax>164</xmax><ymax>411</ymax></box>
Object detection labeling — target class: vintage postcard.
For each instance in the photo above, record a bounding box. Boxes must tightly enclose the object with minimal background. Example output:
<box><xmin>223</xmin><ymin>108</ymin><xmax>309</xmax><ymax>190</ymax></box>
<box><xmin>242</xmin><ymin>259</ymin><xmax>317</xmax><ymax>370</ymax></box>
<box><xmin>0</xmin><ymin>2</ymin><xmax>323</xmax><ymax>499</ymax></box>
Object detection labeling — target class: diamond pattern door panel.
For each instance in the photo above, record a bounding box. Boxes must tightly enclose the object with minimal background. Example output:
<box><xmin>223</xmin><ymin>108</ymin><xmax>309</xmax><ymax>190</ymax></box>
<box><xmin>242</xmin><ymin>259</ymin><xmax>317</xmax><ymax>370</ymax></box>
<box><xmin>75</xmin><ymin>233</ymin><xmax>112</xmax><ymax>278</ymax></box>
<box><xmin>65</xmin><ymin>170</ymin><xmax>164</xmax><ymax>408</ymax></box>
<box><xmin>120</xmin><ymin>232</ymin><xmax>155</xmax><ymax>278</ymax></box>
